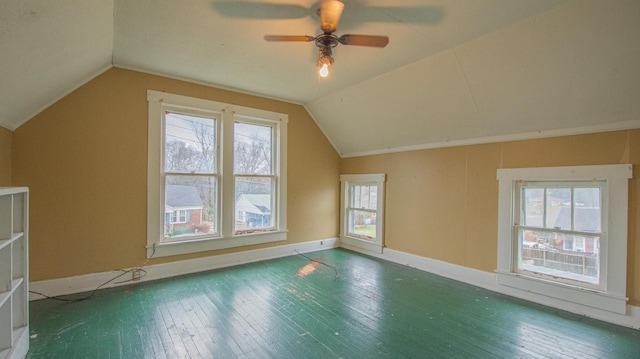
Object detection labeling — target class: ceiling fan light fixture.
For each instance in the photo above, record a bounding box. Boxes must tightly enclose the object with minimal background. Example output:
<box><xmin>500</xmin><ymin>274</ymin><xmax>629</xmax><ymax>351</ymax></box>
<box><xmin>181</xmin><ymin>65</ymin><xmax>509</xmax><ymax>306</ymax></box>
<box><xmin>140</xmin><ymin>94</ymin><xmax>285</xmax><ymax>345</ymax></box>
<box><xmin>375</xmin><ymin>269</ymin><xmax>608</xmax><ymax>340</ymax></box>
<box><xmin>318</xmin><ymin>55</ymin><xmax>333</xmax><ymax>78</ymax></box>
<box><xmin>317</xmin><ymin>47</ymin><xmax>334</xmax><ymax>78</ymax></box>
<box><xmin>263</xmin><ymin>0</ymin><xmax>388</xmax><ymax>77</ymax></box>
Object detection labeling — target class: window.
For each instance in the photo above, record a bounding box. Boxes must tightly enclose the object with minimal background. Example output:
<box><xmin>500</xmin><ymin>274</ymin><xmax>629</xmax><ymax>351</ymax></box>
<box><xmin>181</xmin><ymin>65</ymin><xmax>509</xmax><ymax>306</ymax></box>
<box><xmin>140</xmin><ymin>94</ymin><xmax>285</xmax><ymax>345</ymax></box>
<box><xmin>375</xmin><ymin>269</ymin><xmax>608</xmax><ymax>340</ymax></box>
<box><xmin>170</xmin><ymin>210</ymin><xmax>187</xmax><ymax>224</ymax></box>
<box><xmin>340</xmin><ymin>174</ymin><xmax>385</xmax><ymax>254</ymax></box>
<box><xmin>497</xmin><ymin>164</ymin><xmax>632</xmax><ymax>314</ymax></box>
<box><xmin>516</xmin><ymin>181</ymin><xmax>604</xmax><ymax>289</ymax></box>
<box><xmin>148</xmin><ymin>90</ymin><xmax>287</xmax><ymax>257</ymax></box>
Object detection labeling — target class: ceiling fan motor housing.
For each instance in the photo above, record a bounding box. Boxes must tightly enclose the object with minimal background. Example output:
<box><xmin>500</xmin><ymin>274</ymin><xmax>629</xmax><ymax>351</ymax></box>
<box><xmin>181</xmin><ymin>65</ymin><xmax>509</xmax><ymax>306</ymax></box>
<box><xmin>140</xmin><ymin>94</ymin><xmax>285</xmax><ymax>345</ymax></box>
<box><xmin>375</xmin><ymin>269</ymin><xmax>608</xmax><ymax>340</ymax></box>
<box><xmin>315</xmin><ymin>33</ymin><xmax>340</xmax><ymax>49</ymax></box>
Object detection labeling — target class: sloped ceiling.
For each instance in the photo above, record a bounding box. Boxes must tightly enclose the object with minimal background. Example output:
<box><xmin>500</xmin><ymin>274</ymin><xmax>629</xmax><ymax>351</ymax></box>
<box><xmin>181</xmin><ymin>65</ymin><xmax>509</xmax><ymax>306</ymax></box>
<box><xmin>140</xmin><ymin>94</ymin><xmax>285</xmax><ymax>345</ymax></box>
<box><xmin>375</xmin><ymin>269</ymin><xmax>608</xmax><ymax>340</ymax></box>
<box><xmin>0</xmin><ymin>0</ymin><xmax>113</xmax><ymax>129</ymax></box>
<box><xmin>2</xmin><ymin>0</ymin><xmax>639</xmax><ymax>157</ymax></box>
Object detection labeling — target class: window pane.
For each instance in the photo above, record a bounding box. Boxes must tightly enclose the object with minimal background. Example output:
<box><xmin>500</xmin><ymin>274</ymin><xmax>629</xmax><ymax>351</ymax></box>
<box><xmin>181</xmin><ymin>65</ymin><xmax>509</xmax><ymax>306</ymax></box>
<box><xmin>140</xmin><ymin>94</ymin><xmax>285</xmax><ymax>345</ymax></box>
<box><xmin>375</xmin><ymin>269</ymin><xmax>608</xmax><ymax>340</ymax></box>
<box><xmin>519</xmin><ymin>229</ymin><xmax>600</xmax><ymax>284</ymax></box>
<box><xmin>348</xmin><ymin>209</ymin><xmax>376</xmax><ymax>239</ymax></box>
<box><xmin>350</xmin><ymin>185</ymin><xmax>377</xmax><ymax>210</ymax></box>
<box><xmin>164</xmin><ymin>112</ymin><xmax>216</xmax><ymax>174</ymax></box>
<box><xmin>235</xmin><ymin>176</ymin><xmax>274</xmax><ymax>232</ymax></box>
<box><xmin>546</xmin><ymin>188</ymin><xmax>571</xmax><ymax>230</ymax></box>
<box><xmin>522</xmin><ymin>188</ymin><xmax>543</xmax><ymax>227</ymax></box>
<box><xmin>574</xmin><ymin>187</ymin><xmax>601</xmax><ymax>232</ymax></box>
<box><xmin>234</xmin><ymin>122</ymin><xmax>272</xmax><ymax>175</ymax></box>
<box><xmin>164</xmin><ymin>175</ymin><xmax>217</xmax><ymax>240</ymax></box>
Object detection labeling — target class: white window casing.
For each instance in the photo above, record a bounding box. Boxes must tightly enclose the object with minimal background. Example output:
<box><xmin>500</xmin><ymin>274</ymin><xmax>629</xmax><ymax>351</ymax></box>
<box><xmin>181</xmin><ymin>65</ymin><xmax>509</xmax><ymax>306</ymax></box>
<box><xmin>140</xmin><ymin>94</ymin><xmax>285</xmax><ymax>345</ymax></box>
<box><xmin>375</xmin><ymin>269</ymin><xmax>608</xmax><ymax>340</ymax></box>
<box><xmin>340</xmin><ymin>174</ymin><xmax>386</xmax><ymax>254</ymax></box>
<box><xmin>496</xmin><ymin>164</ymin><xmax>632</xmax><ymax>314</ymax></box>
<box><xmin>147</xmin><ymin>90</ymin><xmax>288</xmax><ymax>258</ymax></box>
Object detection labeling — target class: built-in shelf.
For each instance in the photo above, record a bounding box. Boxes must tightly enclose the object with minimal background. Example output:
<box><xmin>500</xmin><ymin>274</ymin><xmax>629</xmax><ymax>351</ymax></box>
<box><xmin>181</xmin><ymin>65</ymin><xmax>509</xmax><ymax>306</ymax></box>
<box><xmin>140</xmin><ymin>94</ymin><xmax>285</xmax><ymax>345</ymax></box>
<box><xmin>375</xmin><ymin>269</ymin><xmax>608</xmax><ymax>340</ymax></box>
<box><xmin>0</xmin><ymin>187</ymin><xmax>29</xmax><ymax>359</ymax></box>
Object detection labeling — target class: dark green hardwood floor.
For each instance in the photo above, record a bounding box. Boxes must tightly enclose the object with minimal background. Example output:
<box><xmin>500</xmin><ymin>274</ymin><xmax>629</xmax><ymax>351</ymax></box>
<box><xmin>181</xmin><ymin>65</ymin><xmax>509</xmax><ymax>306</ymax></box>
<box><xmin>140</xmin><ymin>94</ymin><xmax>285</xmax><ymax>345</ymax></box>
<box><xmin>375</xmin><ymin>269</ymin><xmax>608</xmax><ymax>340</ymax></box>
<box><xmin>27</xmin><ymin>249</ymin><xmax>639</xmax><ymax>358</ymax></box>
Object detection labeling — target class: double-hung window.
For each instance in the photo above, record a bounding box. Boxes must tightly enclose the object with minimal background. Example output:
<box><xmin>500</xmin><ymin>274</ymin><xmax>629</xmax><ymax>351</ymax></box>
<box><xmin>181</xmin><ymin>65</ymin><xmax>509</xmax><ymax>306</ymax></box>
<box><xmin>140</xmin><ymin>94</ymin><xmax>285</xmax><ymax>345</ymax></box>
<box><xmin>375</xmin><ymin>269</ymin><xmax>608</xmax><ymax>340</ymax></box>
<box><xmin>515</xmin><ymin>180</ymin><xmax>604</xmax><ymax>289</ymax></box>
<box><xmin>340</xmin><ymin>174</ymin><xmax>385</xmax><ymax>254</ymax></box>
<box><xmin>496</xmin><ymin>164</ymin><xmax>632</xmax><ymax>314</ymax></box>
<box><xmin>148</xmin><ymin>90</ymin><xmax>287</xmax><ymax>257</ymax></box>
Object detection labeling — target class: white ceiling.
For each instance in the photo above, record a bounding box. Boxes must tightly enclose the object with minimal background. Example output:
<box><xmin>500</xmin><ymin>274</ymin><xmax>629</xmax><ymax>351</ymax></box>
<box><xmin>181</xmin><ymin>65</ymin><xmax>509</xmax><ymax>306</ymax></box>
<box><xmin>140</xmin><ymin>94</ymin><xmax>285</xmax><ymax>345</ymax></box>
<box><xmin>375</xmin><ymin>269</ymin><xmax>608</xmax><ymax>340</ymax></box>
<box><xmin>2</xmin><ymin>0</ymin><xmax>639</xmax><ymax>156</ymax></box>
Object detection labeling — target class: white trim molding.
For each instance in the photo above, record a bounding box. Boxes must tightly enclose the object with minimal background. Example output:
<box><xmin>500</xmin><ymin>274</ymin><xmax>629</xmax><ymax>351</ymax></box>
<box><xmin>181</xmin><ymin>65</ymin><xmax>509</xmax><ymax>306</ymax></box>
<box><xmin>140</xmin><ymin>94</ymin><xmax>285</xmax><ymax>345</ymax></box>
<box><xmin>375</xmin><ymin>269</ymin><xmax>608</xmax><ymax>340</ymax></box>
<box><xmin>347</xmin><ymin>246</ymin><xmax>640</xmax><ymax>330</ymax></box>
<box><xmin>496</xmin><ymin>164</ymin><xmax>632</xmax><ymax>314</ymax></box>
<box><xmin>340</xmin><ymin>121</ymin><xmax>640</xmax><ymax>158</ymax></box>
<box><xmin>29</xmin><ymin>239</ymin><xmax>640</xmax><ymax>330</ymax></box>
<box><xmin>30</xmin><ymin>238</ymin><xmax>338</xmax><ymax>301</ymax></box>
<box><xmin>339</xmin><ymin>173</ymin><xmax>386</xmax><ymax>254</ymax></box>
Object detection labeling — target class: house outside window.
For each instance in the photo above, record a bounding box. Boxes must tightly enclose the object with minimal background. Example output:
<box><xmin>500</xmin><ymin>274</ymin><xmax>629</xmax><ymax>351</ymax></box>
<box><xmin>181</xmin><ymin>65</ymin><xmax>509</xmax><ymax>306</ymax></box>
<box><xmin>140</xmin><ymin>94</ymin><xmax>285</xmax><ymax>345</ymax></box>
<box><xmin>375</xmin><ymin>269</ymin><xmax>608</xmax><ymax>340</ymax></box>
<box><xmin>147</xmin><ymin>90</ymin><xmax>288</xmax><ymax>257</ymax></box>
<box><xmin>496</xmin><ymin>164</ymin><xmax>632</xmax><ymax>314</ymax></box>
<box><xmin>340</xmin><ymin>174</ymin><xmax>385</xmax><ymax>254</ymax></box>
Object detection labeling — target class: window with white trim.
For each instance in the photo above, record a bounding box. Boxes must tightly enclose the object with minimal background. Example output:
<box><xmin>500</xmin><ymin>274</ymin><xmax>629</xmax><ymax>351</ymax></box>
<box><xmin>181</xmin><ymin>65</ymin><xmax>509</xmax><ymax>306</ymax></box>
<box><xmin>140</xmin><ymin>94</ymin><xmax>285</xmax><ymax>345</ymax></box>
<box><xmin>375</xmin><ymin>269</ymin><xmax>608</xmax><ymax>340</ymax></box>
<box><xmin>147</xmin><ymin>90</ymin><xmax>288</xmax><ymax>257</ymax></box>
<box><xmin>340</xmin><ymin>174</ymin><xmax>385</xmax><ymax>254</ymax></box>
<box><xmin>496</xmin><ymin>164</ymin><xmax>632</xmax><ymax>314</ymax></box>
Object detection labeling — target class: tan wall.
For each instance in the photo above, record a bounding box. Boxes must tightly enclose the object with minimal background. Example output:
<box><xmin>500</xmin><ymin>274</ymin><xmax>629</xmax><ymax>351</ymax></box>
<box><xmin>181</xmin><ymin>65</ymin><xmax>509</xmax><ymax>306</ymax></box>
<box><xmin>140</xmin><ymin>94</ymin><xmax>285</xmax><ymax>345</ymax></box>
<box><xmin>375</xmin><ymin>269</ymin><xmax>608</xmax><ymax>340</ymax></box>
<box><xmin>341</xmin><ymin>130</ymin><xmax>640</xmax><ymax>306</ymax></box>
<box><xmin>0</xmin><ymin>127</ymin><xmax>11</xmax><ymax>186</ymax></box>
<box><xmin>12</xmin><ymin>68</ymin><xmax>341</xmax><ymax>281</ymax></box>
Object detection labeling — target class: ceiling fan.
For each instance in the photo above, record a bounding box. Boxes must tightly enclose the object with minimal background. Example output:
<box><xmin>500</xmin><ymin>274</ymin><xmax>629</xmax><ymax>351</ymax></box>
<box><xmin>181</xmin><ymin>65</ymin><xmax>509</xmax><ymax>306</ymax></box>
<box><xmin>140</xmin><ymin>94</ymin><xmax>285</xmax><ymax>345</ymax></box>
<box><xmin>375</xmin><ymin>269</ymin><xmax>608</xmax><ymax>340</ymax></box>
<box><xmin>264</xmin><ymin>0</ymin><xmax>389</xmax><ymax>78</ymax></box>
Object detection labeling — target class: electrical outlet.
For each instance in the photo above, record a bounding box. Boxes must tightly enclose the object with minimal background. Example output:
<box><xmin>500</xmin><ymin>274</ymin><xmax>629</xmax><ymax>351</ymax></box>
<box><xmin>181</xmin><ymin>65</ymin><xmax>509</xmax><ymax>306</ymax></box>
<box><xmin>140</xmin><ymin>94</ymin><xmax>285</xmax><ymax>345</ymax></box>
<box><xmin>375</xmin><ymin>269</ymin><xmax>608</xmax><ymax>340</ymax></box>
<box><xmin>132</xmin><ymin>268</ymin><xmax>142</xmax><ymax>280</ymax></box>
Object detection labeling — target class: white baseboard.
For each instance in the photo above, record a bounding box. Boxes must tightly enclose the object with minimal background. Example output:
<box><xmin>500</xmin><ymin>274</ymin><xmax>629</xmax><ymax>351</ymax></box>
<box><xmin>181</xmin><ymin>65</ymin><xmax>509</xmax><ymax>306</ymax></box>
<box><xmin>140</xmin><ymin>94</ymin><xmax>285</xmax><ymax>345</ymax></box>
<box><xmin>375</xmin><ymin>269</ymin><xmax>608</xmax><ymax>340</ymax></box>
<box><xmin>358</xmin><ymin>247</ymin><xmax>640</xmax><ymax>330</ymax></box>
<box><xmin>29</xmin><ymin>239</ymin><xmax>640</xmax><ymax>330</ymax></box>
<box><xmin>29</xmin><ymin>238</ymin><xmax>338</xmax><ymax>301</ymax></box>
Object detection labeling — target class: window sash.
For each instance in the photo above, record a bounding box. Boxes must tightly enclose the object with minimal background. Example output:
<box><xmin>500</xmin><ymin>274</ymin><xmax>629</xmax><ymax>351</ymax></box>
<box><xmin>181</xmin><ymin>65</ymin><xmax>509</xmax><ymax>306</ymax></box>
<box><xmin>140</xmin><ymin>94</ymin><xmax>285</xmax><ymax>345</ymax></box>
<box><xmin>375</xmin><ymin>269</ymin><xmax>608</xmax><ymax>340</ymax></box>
<box><xmin>164</xmin><ymin>111</ymin><xmax>217</xmax><ymax>175</ymax></box>
<box><xmin>162</xmin><ymin>174</ymin><xmax>218</xmax><ymax>242</ymax></box>
<box><xmin>234</xmin><ymin>174</ymin><xmax>277</xmax><ymax>234</ymax></box>
<box><xmin>233</xmin><ymin>120</ymin><xmax>275</xmax><ymax>176</ymax></box>
<box><xmin>515</xmin><ymin>226</ymin><xmax>601</xmax><ymax>287</ymax></box>
<box><xmin>349</xmin><ymin>183</ymin><xmax>378</xmax><ymax>210</ymax></box>
<box><xmin>519</xmin><ymin>181</ymin><xmax>604</xmax><ymax>232</ymax></box>
<box><xmin>346</xmin><ymin>208</ymin><xmax>377</xmax><ymax>240</ymax></box>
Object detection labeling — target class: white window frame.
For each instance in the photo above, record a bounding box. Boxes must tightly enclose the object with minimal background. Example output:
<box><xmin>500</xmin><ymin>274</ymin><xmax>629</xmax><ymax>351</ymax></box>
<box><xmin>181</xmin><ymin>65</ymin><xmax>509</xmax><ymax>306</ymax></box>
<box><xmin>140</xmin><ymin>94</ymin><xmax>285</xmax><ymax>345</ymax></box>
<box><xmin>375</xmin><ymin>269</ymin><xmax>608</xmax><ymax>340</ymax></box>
<box><xmin>340</xmin><ymin>174</ymin><xmax>385</xmax><ymax>254</ymax></box>
<box><xmin>496</xmin><ymin>164</ymin><xmax>632</xmax><ymax>314</ymax></box>
<box><xmin>147</xmin><ymin>90</ymin><xmax>288</xmax><ymax>258</ymax></box>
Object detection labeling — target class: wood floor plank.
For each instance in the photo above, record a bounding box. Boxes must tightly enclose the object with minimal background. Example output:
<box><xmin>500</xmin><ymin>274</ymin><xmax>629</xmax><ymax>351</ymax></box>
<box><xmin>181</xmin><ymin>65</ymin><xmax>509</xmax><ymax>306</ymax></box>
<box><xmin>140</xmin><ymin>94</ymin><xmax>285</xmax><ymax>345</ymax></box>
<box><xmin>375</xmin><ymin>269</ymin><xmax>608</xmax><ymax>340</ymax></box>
<box><xmin>27</xmin><ymin>249</ymin><xmax>640</xmax><ymax>358</ymax></box>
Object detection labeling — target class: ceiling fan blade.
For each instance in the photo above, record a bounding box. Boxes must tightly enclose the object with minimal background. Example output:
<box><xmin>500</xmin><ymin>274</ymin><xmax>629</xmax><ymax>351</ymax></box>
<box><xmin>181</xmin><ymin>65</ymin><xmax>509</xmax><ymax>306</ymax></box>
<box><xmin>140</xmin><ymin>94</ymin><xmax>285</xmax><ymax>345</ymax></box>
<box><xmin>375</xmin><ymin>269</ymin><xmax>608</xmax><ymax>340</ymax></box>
<box><xmin>338</xmin><ymin>34</ymin><xmax>389</xmax><ymax>48</ymax></box>
<box><xmin>319</xmin><ymin>0</ymin><xmax>344</xmax><ymax>33</ymax></box>
<box><xmin>264</xmin><ymin>35</ymin><xmax>315</xmax><ymax>42</ymax></box>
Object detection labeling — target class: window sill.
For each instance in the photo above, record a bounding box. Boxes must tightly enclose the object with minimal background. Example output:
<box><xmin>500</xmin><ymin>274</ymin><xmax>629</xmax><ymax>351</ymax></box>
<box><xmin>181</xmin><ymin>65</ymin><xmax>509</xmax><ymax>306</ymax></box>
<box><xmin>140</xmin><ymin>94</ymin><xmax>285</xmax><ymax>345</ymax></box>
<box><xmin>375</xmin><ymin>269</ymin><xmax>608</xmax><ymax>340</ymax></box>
<box><xmin>496</xmin><ymin>271</ymin><xmax>628</xmax><ymax>314</ymax></box>
<box><xmin>340</xmin><ymin>235</ymin><xmax>383</xmax><ymax>254</ymax></box>
<box><xmin>148</xmin><ymin>230</ymin><xmax>287</xmax><ymax>258</ymax></box>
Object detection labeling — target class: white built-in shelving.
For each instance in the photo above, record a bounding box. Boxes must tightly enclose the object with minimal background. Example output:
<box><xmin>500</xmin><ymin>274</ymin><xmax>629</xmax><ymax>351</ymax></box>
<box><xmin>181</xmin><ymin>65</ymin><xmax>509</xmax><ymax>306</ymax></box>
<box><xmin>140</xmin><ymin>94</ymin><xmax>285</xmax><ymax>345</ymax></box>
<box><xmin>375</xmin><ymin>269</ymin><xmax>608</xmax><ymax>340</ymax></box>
<box><xmin>0</xmin><ymin>187</ymin><xmax>29</xmax><ymax>359</ymax></box>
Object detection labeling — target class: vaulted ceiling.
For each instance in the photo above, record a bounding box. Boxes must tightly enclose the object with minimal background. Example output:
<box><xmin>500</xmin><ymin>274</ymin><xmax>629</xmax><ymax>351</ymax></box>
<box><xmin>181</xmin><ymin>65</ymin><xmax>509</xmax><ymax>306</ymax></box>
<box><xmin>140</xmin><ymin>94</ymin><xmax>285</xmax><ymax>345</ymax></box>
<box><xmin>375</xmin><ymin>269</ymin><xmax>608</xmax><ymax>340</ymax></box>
<box><xmin>1</xmin><ymin>0</ymin><xmax>639</xmax><ymax>156</ymax></box>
